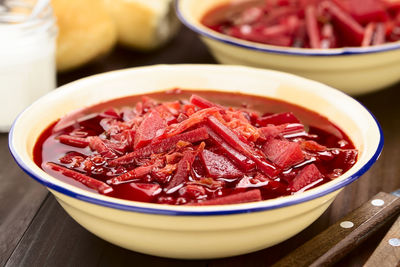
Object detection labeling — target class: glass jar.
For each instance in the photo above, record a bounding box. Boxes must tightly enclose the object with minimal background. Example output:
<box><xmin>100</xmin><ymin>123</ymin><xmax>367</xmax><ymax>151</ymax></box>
<box><xmin>0</xmin><ymin>0</ymin><xmax>57</xmax><ymax>132</ymax></box>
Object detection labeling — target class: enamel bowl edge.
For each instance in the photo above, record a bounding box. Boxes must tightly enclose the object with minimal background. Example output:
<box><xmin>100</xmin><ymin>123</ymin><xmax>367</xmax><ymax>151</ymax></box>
<box><xmin>9</xmin><ymin>64</ymin><xmax>383</xmax><ymax>259</ymax></box>
<box><xmin>175</xmin><ymin>0</ymin><xmax>400</xmax><ymax>95</ymax></box>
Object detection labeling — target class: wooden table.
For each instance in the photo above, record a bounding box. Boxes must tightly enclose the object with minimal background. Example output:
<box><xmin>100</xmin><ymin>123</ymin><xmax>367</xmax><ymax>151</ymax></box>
<box><xmin>1</xmin><ymin>27</ymin><xmax>400</xmax><ymax>267</ymax></box>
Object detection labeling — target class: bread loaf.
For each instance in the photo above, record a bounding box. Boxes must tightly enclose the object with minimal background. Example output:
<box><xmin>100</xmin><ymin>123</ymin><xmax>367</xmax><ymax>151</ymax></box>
<box><xmin>52</xmin><ymin>0</ymin><xmax>117</xmax><ymax>72</ymax></box>
<box><xmin>104</xmin><ymin>0</ymin><xmax>180</xmax><ymax>50</ymax></box>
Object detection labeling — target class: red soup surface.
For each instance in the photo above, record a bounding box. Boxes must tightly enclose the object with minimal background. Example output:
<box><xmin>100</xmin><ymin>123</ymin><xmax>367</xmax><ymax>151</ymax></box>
<box><xmin>34</xmin><ymin>90</ymin><xmax>357</xmax><ymax>205</ymax></box>
<box><xmin>201</xmin><ymin>0</ymin><xmax>400</xmax><ymax>48</ymax></box>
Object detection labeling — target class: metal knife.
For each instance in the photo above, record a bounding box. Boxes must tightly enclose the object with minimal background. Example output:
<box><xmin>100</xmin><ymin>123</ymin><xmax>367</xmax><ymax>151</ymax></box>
<box><xmin>364</xmin><ymin>213</ymin><xmax>400</xmax><ymax>266</ymax></box>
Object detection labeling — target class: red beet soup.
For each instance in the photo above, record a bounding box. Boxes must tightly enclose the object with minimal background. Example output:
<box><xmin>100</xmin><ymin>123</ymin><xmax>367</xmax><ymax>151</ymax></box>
<box><xmin>34</xmin><ymin>89</ymin><xmax>357</xmax><ymax>205</ymax></box>
<box><xmin>201</xmin><ymin>0</ymin><xmax>400</xmax><ymax>48</ymax></box>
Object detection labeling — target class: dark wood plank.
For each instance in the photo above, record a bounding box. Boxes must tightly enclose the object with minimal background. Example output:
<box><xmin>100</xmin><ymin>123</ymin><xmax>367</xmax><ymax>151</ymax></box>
<box><xmin>5</xmin><ymin>195</ymin><xmax>207</xmax><ymax>267</ymax></box>
<box><xmin>273</xmin><ymin>192</ymin><xmax>400</xmax><ymax>266</ymax></box>
<box><xmin>0</xmin><ymin>134</ymin><xmax>48</xmax><ymax>266</ymax></box>
<box><xmin>364</xmin><ymin>215</ymin><xmax>400</xmax><ymax>267</ymax></box>
<box><xmin>342</xmin><ymin>83</ymin><xmax>400</xmax><ymax>266</ymax></box>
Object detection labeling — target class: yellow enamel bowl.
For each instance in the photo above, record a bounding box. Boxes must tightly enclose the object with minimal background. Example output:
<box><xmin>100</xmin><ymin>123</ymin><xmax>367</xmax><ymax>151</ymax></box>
<box><xmin>9</xmin><ymin>65</ymin><xmax>382</xmax><ymax>259</ymax></box>
<box><xmin>176</xmin><ymin>0</ymin><xmax>400</xmax><ymax>95</ymax></box>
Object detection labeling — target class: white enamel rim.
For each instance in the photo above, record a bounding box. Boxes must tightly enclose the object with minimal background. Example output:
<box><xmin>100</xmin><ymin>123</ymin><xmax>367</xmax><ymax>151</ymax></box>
<box><xmin>175</xmin><ymin>0</ymin><xmax>400</xmax><ymax>56</ymax></box>
<box><xmin>8</xmin><ymin>64</ymin><xmax>383</xmax><ymax>216</ymax></box>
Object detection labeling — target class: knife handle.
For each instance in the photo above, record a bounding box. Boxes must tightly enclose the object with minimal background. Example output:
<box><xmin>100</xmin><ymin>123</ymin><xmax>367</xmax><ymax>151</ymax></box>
<box><xmin>272</xmin><ymin>192</ymin><xmax>400</xmax><ymax>267</ymax></box>
<box><xmin>364</xmin><ymin>215</ymin><xmax>400</xmax><ymax>267</ymax></box>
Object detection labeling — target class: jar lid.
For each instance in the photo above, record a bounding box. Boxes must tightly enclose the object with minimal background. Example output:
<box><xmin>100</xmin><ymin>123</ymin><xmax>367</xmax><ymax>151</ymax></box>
<box><xmin>0</xmin><ymin>0</ymin><xmax>56</xmax><ymax>44</ymax></box>
<box><xmin>0</xmin><ymin>0</ymin><xmax>39</xmax><ymax>23</ymax></box>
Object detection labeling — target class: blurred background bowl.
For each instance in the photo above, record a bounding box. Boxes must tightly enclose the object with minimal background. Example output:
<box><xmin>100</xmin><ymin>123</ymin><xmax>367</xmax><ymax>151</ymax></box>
<box><xmin>9</xmin><ymin>65</ymin><xmax>382</xmax><ymax>259</ymax></box>
<box><xmin>176</xmin><ymin>0</ymin><xmax>400</xmax><ymax>95</ymax></box>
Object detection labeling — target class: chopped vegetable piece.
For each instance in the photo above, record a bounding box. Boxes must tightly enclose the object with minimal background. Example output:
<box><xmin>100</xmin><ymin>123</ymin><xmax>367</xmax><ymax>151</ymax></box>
<box><xmin>88</xmin><ymin>136</ymin><xmax>117</xmax><ymax>159</ymax></box>
<box><xmin>236</xmin><ymin>173</ymin><xmax>287</xmax><ymax>195</ymax></box>
<box><xmin>109</xmin><ymin>127</ymin><xmax>209</xmax><ymax>166</ymax></box>
<box><xmin>107</xmin><ymin>165</ymin><xmax>153</xmax><ymax>185</ymax></box>
<box><xmin>320</xmin><ymin>1</ymin><xmax>365</xmax><ymax>46</ymax></box>
<box><xmin>259</xmin><ymin>124</ymin><xmax>287</xmax><ymax>139</ymax></box>
<box><xmin>362</xmin><ymin>22</ymin><xmax>376</xmax><ymax>46</ymax></box>
<box><xmin>161</xmin><ymin>107</ymin><xmax>221</xmax><ymax>139</ymax></box>
<box><xmin>188</xmin><ymin>189</ymin><xmax>262</xmax><ymax>205</ymax></box>
<box><xmin>200</xmin><ymin>149</ymin><xmax>244</xmax><ymax>178</ymax></box>
<box><xmin>207</xmin><ymin>116</ymin><xmax>278</xmax><ymax>177</ymax></box>
<box><xmin>46</xmin><ymin>162</ymin><xmax>113</xmax><ymax>194</ymax></box>
<box><xmin>101</xmin><ymin>107</ymin><xmax>120</xmax><ymax>119</ymax></box>
<box><xmin>263</xmin><ymin>139</ymin><xmax>305</xmax><ymax>169</ymax></box>
<box><xmin>257</xmin><ymin>112</ymin><xmax>300</xmax><ymax>126</ymax></box>
<box><xmin>190</xmin><ymin>94</ymin><xmax>222</xmax><ymax>109</ymax></box>
<box><xmin>305</xmin><ymin>5</ymin><xmax>321</xmax><ymax>48</ymax></box>
<box><xmin>260</xmin><ymin>123</ymin><xmax>306</xmax><ymax>139</ymax></box>
<box><xmin>348</xmin><ymin>0</ymin><xmax>388</xmax><ymax>24</ymax></box>
<box><xmin>320</xmin><ymin>23</ymin><xmax>337</xmax><ymax>48</ymax></box>
<box><xmin>151</xmin><ymin>163</ymin><xmax>177</xmax><ymax>183</ymax></box>
<box><xmin>58</xmin><ymin>135</ymin><xmax>89</xmax><ymax>148</ymax></box>
<box><xmin>282</xmin><ymin>123</ymin><xmax>307</xmax><ymax>137</ymax></box>
<box><xmin>301</xmin><ymin>140</ymin><xmax>327</xmax><ymax>152</ymax></box>
<box><xmin>207</xmin><ymin>127</ymin><xmax>256</xmax><ymax>171</ymax></box>
<box><xmin>179</xmin><ymin>184</ymin><xmax>207</xmax><ymax>200</ymax></box>
<box><xmin>289</xmin><ymin>163</ymin><xmax>324</xmax><ymax>192</ymax></box>
<box><xmin>134</xmin><ymin>109</ymin><xmax>166</xmax><ymax>149</ymax></box>
<box><xmin>59</xmin><ymin>152</ymin><xmax>86</xmax><ymax>166</ymax></box>
<box><xmin>372</xmin><ymin>22</ymin><xmax>386</xmax><ymax>44</ymax></box>
<box><xmin>331</xmin><ymin>148</ymin><xmax>358</xmax><ymax>168</ymax></box>
<box><xmin>165</xmin><ymin>149</ymin><xmax>198</xmax><ymax>194</ymax></box>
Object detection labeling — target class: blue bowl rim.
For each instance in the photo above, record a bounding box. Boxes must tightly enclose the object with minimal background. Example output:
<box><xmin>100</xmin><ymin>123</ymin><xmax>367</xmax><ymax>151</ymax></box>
<box><xmin>8</xmin><ymin>68</ymin><xmax>384</xmax><ymax>217</ymax></box>
<box><xmin>174</xmin><ymin>0</ymin><xmax>400</xmax><ymax>56</ymax></box>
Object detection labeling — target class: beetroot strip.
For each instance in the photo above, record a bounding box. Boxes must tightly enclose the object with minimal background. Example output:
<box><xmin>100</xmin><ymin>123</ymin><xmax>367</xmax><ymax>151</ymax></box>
<box><xmin>46</xmin><ymin>162</ymin><xmax>113</xmax><ymax>194</ymax></box>
<box><xmin>134</xmin><ymin>109</ymin><xmax>166</xmax><ymax>149</ymax></box>
<box><xmin>323</xmin><ymin>0</ymin><xmax>365</xmax><ymax>45</ymax></box>
<box><xmin>188</xmin><ymin>189</ymin><xmax>262</xmax><ymax>205</ymax></box>
<box><xmin>160</xmin><ymin>107</ymin><xmax>221</xmax><ymax>139</ymax></box>
<box><xmin>109</xmin><ymin>127</ymin><xmax>209</xmax><ymax>166</ymax></box>
<box><xmin>362</xmin><ymin>22</ymin><xmax>376</xmax><ymax>46</ymax></box>
<box><xmin>88</xmin><ymin>136</ymin><xmax>117</xmax><ymax>158</ymax></box>
<box><xmin>200</xmin><ymin>149</ymin><xmax>244</xmax><ymax>178</ymax></box>
<box><xmin>165</xmin><ymin>143</ymin><xmax>205</xmax><ymax>194</ymax></box>
<box><xmin>207</xmin><ymin>116</ymin><xmax>278</xmax><ymax>177</ymax></box>
<box><xmin>165</xmin><ymin>150</ymin><xmax>197</xmax><ymax>194</ymax></box>
<box><xmin>372</xmin><ymin>23</ymin><xmax>386</xmax><ymax>45</ymax></box>
<box><xmin>257</xmin><ymin>112</ymin><xmax>300</xmax><ymax>127</ymax></box>
<box><xmin>190</xmin><ymin>95</ymin><xmax>223</xmax><ymax>109</ymax></box>
<box><xmin>305</xmin><ymin>5</ymin><xmax>320</xmax><ymax>48</ymax></box>
<box><xmin>207</xmin><ymin>127</ymin><xmax>256</xmax><ymax>171</ymax></box>
<box><xmin>107</xmin><ymin>165</ymin><xmax>153</xmax><ymax>185</ymax></box>
<box><xmin>58</xmin><ymin>135</ymin><xmax>89</xmax><ymax>148</ymax></box>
